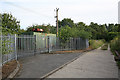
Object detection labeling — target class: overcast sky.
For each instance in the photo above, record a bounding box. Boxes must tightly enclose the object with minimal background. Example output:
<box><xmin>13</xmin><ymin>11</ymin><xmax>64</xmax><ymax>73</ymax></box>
<box><xmin>0</xmin><ymin>0</ymin><xmax>119</xmax><ymax>29</ymax></box>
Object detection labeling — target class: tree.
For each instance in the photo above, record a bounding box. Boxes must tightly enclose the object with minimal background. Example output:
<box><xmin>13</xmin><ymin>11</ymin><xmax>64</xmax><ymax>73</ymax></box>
<box><xmin>75</xmin><ymin>22</ymin><xmax>86</xmax><ymax>30</ymax></box>
<box><xmin>49</xmin><ymin>26</ymin><xmax>56</xmax><ymax>34</ymax></box>
<box><xmin>2</xmin><ymin>13</ymin><xmax>20</xmax><ymax>34</ymax></box>
<box><xmin>59</xmin><ymin>25</ymin><xmax>72</xmax><ymax>41</ymax></box>
<box><xmin>96</xmin><ymin>24</ymin><xmax>108</xmax><ymax>39</ymax></box>
<box><xmin>89</xmin><ymin>22</ymin><xmax>99</xmax><ymax>39</ymax></box>
<box><xmin>59</xmin><ymin>18</ymin><xmax>75</xmax><ymax>28</ymax></box>
<box><xmin>88</xmin><ymin>22</ymin><xmax>108</xmax><ymax>40</ymax></box>
<box><xmin>78</xmin><ymin>30</ymin><xmax>92</xmax><ymax>39</ymax></box>
<box><xmin>107</xmin><ymin>24</ymin><xmax>115</xmax><ymax>32</ymax></box>
<box><xmin>59</xmin><ymin>25</ymin><xmax>92</xmax><ymax>41</ymax></box>
<box><xmin>19</xmin><ymin>29</ymin><xmax>26</xmax><ymax>34</ymax></box>
<box><xmin>118</xmin><ymin>24</ymin><xmax>120</xmax><ymax>32</ymax></box>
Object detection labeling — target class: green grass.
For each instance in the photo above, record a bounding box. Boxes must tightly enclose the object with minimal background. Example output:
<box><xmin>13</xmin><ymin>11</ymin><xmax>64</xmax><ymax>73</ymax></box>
<box><xmin>101</xmin><ymin>43</ymin><xmax>108</xmax><ymax>50</ymax></box>
<box><xmin>89</xmin><ymin>40</ymin><xmax>104</xmax><ymax>49</ymax></box>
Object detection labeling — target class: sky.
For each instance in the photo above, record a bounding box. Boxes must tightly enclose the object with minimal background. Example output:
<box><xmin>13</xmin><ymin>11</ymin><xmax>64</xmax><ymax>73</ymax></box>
<box><xmin>0</xmin><ymin>0</ymin><xmax>120</xmax><ymax>29</ymax></box>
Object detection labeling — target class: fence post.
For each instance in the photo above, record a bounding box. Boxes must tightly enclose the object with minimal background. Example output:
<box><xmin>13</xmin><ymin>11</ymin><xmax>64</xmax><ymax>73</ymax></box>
<box><xmin>69</xmin><ymin>37</ymin><xmax>71</xmax><ymax>50</ymax></box>
<box><xmin>47</xmin><ymin>36</ymin><xmax>50</xmax><ymax>53</ymax></box>
<box><xmin>14</xmin><ymin>34</ymin><xmax>17</xmax><ymax>60</ymax></box>
<box><xmin>56</xmin><ymin>37</ymin><xmax>59</xmax><ymax>51</ymax></box>
<box><xmin>72</xmin><ymin>38</ymin><xmax>74</xmax><ymax>50</ymax></box>
<box><xmin>73</xmin><ymin>38</ymin><xmax>75</xmax><ymax>50</ymax></box>
<box><xmin>76</xmin><ymin>38</ymin><xmax>77</xmax><ymax>50</ymax></box>
<box><xmin>87</xmin><ymin>39</ymin><xmax>89</xmax><ymax>48</ymax></box>
<box><xmin>34</xmin><ymin>35</ymin><xmax>36</xmax><ymax>55</ymax></box>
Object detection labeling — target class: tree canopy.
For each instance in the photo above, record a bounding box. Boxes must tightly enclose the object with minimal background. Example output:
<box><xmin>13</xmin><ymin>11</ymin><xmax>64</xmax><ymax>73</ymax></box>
<box><xmin>58</xmin><ymin>18</ymin><xmax>75</xmax><ymax>28</ymax></box>
<box><xmin>25</xmin><ymin>18</ymin><xmax>120</xmax><ymax>41</ymax></box>
<box><xmin>1</xmin><ymin>13</ymin><xmax>21</xmax><ymax>34</ymax></box>
<box><xmin>58</xmin><ymin>19</ymin><xmax>120</xmax><ymax>41</ymax></box>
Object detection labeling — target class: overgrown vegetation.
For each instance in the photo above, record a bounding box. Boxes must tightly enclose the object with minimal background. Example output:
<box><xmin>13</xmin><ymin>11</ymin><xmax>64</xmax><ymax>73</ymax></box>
<box><xmin>101</xmin><ymin>43</ymin><xmax>108</xmax><ymax>50</ymax></box>
<box><xmin>110</xmin><ymin>35</ymin><xmax>120</xmax><ymax>68</ymax></box>
<box><xmin>89</xmin><ymin>40</ymin><xmax>104</xmax><ymax>49</ymax></box>
<box><xmin>110</xmin><ymin>36</ymin><xmax>120</xmax><ymax>53</ymax></box>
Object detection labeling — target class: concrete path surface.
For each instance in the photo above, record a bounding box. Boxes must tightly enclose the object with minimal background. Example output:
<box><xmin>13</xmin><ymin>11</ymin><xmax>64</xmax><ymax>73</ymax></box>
<box><xmin>15</xmin><ymin>52</ymin><xmax>84</xmax><ymax>78</ymax></box>
<box><xmin>48</xmin><ymin>48</ymin><xmax>118</xmax><ymax>78</ymax></box>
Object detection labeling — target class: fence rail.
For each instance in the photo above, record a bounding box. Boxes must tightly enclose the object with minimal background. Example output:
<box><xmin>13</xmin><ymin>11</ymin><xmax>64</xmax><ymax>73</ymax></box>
<box><xmin>1</xmin><ymin>34</ymin><xmax>89</xmax><ymax>66</ymax></box>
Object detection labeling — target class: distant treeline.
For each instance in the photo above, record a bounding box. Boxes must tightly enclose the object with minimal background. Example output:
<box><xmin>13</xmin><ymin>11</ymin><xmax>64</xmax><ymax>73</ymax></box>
<box><xmin>27</xmin><ymin>18</ymin><xmax>120</xmax><ymax>42</ymax></box>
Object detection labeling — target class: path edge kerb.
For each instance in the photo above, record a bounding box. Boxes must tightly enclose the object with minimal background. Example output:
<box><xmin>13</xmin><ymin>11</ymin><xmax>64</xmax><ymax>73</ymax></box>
<box><xmin>7</xmin><ymin>61</ymin><xmax>20</xmax><ymax>78</ymax></box>
<box><xmin>41</xmin><ymin>49</ymin><xmax>93</xmax><ymax>79</ymax></box>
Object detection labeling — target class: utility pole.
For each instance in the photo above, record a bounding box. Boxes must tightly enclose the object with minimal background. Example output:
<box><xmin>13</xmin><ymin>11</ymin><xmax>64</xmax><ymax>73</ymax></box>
<box><xmin>55</xmin><ymin>8</ymin><xmax>59</xmax><ymax>37</ymax></box>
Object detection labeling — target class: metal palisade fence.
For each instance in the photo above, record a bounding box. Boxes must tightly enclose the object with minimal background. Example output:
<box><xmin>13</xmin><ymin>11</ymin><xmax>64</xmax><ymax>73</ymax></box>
<box><xmin>1</xmin><ymin>34</ymin><xmax>89</xmax><ymax>66</ymax></box>
<box><xmin>1</xmin><ymin>34</ymin><xmax>36</xmax><ymax>66</ymax></box>
<box><xmin>17</xmin><ymin>35</ymin><xmax>36</xmax><ymax>58</ymax></box>
<box><xmin>1</xmin><ymin>35</ymin><xmax>16</xmax><ymax>66</ymax></box>
<box><xmin>50</xmin><ymin>37</ymin><xmax>89</xmax><ymax>52</ymax></box>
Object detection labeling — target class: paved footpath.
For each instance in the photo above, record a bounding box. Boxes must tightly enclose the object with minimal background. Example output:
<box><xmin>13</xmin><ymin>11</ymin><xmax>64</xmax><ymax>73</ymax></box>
<box><xmin>15</xmin><ymin>52</ymin><xmax>83</xmax><ymax>78</ymax></box>
<box><xmin>48</xmin><ymin>47</ymin><xmax>118</xmax><ymax>78</ymax></box>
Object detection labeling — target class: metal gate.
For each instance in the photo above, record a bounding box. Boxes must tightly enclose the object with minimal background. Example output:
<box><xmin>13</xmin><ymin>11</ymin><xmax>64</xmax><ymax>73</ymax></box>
<box><xmin>17</xmin><ymin>35</ymin><xmax>36</xmax><ymax>58</ymax></box>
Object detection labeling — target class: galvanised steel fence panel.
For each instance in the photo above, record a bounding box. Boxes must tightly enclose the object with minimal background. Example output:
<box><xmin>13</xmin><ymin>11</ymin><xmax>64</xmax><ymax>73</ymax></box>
<box><xmin>35</xmin><ymin>35</ymin><xmax>48</xmax><ymax>53</ymax></box>
<box><xmin>1</xmin><ymin>35</ymin><xmax>16</xmax><ymax>66</ymax></box>
<box><xmin>17</xmin><ymin>35</ymin><xmax>36</xmax><ymax>58</ymax></box>
<box><xmin>1</xmin><ymin>34</ymin><xmax>36</xmax><ymax>65</ymax></box>
<box><xmin>86</xmin><ymin>39</ymin><xmax>89</xmax><ymax>48</ymax></box>
<box><xmin>35</xmin><ymin>34</ymin><xmax>57</xmax><ymax>53</ymax></box>
<box><xmin>48</xmin><ymin>36</ymin><xmax>57</xmax><ymax>52</ymax></box>
<box><xmin>49</xmin><ymin>37</ymin><xmax>89</xmax><ymax>52</ymax></box>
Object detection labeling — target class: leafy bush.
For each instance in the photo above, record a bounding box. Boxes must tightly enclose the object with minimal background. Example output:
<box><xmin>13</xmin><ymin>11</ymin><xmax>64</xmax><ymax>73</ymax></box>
<box><xmin>59</xmin><ymin>25</ymin><xmax>92</xmax><ymax>40</ymax></box>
